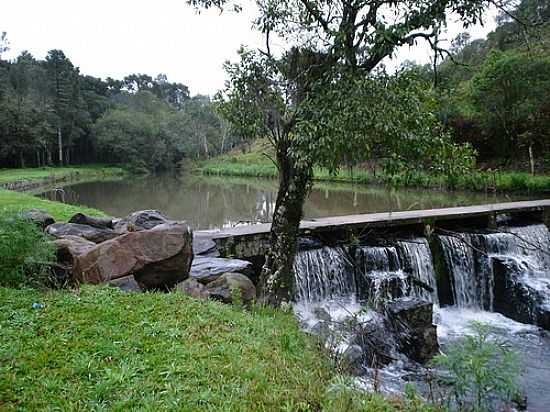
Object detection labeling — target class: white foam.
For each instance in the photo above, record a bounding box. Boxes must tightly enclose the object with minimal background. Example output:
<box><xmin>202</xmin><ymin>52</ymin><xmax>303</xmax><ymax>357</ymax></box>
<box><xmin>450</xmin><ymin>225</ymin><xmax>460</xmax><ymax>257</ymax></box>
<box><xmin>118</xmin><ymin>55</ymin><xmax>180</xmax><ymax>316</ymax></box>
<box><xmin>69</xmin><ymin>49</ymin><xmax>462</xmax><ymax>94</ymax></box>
<box><xmin>436</xmin><ymin>307</ymin><xmax>538</xmax><ymax>340</ymax></box>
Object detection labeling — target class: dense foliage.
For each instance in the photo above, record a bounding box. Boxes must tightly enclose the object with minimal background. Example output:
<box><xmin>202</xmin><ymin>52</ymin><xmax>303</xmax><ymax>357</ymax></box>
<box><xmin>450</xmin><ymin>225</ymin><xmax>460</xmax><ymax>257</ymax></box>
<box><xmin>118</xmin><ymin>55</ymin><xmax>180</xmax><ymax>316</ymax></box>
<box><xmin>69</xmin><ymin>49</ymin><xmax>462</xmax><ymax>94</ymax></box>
<box><xmin>0</xmin><ymin>38</ymin><xmax>235</xmax><ymax>171</ymax></box>
<box><xmin>198</xmin><ymin>0</ymin><xmax>492</xmax><ymax>303</ymax></box>
<box><xmin>423</xmin><ymin>0</ymin><xmax>550</xmax><ymax>170</ymax></box>
<box><xmin>0</xmin><ymin>211</ymin><xmax>55</xmax><ymax>288</ymax></box>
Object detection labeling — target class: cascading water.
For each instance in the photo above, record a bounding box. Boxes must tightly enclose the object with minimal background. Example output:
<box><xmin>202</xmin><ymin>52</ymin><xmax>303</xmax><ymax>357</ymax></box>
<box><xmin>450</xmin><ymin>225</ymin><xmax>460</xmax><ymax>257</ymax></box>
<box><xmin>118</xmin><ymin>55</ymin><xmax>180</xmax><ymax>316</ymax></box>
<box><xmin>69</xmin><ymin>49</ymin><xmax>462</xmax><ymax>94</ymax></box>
<box><xmin>290</xmin><ymin>222</ymin><xmax>550</xmax><ymax>408</ymax></box>
<box><xmin>293</xmin><ymin>246</ymin><xmax>356</xmax><ymax>304</ymax></box>
<box><xmin>437</xmin><ymin>223</ymin><xmax>550</xmax><ymax>326</ymax></box>
<box><xmin>397</xmin><ymin>239</ymin><xmax>439</xmax><ymax>304</ymax></box>
<box><xmin>354</xmin><ymin>239</ymin><xmax>439</xmax><ymax>307</ymax></box>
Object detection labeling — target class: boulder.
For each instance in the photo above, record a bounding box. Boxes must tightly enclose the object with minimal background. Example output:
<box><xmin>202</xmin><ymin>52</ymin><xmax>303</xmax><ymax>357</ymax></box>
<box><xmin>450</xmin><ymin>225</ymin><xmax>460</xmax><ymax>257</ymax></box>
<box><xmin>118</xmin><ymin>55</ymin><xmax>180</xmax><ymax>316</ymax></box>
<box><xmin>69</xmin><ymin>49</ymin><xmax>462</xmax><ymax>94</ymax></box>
<box><xmin>19</xmin><ymin>209</ymin><xmax>55</xmax><ymax>229</ymax></box>
<box><xmin>46</xmin><ymin>223</ymin><xmax>118</xmax><ymax>244</ymax></box>
<box><xmin>205</xmin><ymin>273</ymin><xmax>256</xmax><ymax>304</ymax></box>
<box><xmin>175</xmin><ymin>278</ymin><xmax>209</xmax><ymax>300</ymax></box>
<box><xmin>68</xmin><ymin>213</ymin><xmax>114</xmax><ymax>229</ymax></box>
<box><xmin>113</xmin><ymin>210</ymin><xmax>172</xmax><ymax>233</ymax></box>
<box><xmin>190</xmin><ymin>256</ymin><xmax>252</xmax><ymax>284</ymax></box>
<box><xmin>74</xmin><ymin>223</ymin><xmax>193</xmax><ymax>290</ymax></box>
<box><xmin>386</xmin><ymin>298</ymin><xmax>439</xmax><ymax>363</ymax></box>
<box><xmin>342</xmin><ymin>344</ymin><xmax>365</xmax><ymax>376</ymax></box>
<box><xmin>493</xmin><ymin>257</ymin><xmax>550</xmax><ymax>330</ymax></box>
<box><xmin>53</xmin><ymin>235</ymin><xmax>96</xmax><ymax>266</ymax></box>
<box><xmin>193</xmin><ymin>234</ymin><xmax>219</xmax><ymax>257</ymax></box>
<box><xmin>108</xmin><ymin>275</ymin><xmax>142</xmax><ymax>293</ymax></box>
<box><xmin>298</xmin><ymin>237</ymin><xmax>324</xmax><ymax>251</ymax></box>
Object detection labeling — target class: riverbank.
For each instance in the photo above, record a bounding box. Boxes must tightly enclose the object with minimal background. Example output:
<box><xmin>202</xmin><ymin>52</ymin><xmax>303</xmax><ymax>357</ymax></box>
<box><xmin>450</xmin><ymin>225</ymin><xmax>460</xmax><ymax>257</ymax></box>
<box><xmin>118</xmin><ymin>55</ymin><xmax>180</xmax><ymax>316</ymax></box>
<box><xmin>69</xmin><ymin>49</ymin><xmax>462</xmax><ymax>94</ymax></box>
<box><xmin>0</xmin><ymin>165</ymin><xmax>124</xmax><ymax>220</ymax></box>
<box><xmin>0</xmin><ymin>164</ymin><xmax>126</xmax><ymax>190</ymax></box>
<box><xmin>0</xmin><ymin>174</ymin><xmax>431</xmax><ymax>411</ymax></box>
<box><xmin>194</xmin><ymin>143</ymin><xmax>550</xmax><ymax>193</ymax></box>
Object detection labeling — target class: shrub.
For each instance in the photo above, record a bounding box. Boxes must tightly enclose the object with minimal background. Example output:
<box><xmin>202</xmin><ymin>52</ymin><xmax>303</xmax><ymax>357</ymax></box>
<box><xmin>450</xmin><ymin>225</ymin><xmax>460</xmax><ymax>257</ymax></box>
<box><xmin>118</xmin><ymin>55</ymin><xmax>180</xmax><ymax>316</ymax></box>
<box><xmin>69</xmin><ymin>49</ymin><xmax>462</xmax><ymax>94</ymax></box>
<box><xmin>433</xmin><ymin>321</ymin><xmax>521</xmax><ymax>412</ymax></box>
<box><xmin>0</xmin><ymin>210</ymin><xmax>55</xmax><ymax>288</ymax></box>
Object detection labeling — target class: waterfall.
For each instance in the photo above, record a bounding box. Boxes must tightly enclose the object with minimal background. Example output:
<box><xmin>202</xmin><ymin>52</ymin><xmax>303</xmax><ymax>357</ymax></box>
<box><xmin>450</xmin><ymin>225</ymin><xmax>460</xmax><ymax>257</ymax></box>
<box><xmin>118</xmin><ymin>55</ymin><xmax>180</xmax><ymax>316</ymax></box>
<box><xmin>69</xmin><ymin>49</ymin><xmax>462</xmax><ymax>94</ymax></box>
<box><xmin>397</xmin><ymin>238</ymin><xmax>439</xmax><ymax>304</ymax></box>
<box><xmin>438</xmin><ymin>224</ymin><xmax>550</xmax><ymax>314</ymax></box>
<box><xmin>355</xmin><ymin>239</ymin><xmax>438</xmax><ymax>307</ymax></box>
<box><xmin>293</xmin><ymin>246</ymin><xmax>356</xmax><ymax>304</ymax></box>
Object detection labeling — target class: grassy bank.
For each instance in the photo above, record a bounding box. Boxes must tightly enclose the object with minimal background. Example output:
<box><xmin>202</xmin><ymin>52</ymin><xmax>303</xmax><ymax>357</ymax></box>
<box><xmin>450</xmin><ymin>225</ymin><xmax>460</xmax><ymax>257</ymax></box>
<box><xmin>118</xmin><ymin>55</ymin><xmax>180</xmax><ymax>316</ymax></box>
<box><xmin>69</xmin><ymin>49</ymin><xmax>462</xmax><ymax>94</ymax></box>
<box><xmin>0</xmin><ymin>164</ymin><xmax>125</xmax><ymax>185</ymax></box>
<box><xmin>0</xmin><ymin>189</ymin><xmax>105</xmax><ymax>221</ymax></box>
<box><xmin>0</xmin><ymin>285</ymin><xmax>428</xmax><ymax>411</ymax></box>
<box><xmin>0</xmin><ymin>165</ymin><xmax>123</xmax><ymax>221</ymax></box>
<box><xmin>195</xmin><ymin>143</ymin><xmax>550</xmax><ymax>194</ymax></box>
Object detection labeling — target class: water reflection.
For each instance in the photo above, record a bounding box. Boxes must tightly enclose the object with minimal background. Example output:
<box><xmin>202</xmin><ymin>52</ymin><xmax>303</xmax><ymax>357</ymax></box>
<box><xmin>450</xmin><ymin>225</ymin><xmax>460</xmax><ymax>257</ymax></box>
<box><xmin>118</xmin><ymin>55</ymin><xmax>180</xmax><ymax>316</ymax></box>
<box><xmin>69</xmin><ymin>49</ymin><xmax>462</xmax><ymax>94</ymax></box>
<box><xmin>39</xmin><ymin>174</ymin><xmax>533</xmax><ymax>230</ymax></box>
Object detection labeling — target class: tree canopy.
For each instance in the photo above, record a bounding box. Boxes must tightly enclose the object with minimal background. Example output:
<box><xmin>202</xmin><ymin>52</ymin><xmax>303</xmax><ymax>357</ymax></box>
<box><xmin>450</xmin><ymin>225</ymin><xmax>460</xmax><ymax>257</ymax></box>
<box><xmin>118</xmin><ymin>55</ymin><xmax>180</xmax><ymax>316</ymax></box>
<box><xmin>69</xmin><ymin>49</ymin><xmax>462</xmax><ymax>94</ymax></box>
<box><xmin>0</xmin><ymin>43</ymin><xmax>233</xmax><ymax>170</ymax></box>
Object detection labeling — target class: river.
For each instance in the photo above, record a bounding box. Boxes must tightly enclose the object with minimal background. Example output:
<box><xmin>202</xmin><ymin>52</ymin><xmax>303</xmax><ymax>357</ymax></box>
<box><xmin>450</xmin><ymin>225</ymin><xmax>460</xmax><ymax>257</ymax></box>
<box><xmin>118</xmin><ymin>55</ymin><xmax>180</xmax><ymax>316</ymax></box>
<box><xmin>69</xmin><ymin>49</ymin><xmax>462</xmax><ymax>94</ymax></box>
<box><xmin>39</xmin><ymin>173</ymin><xmax>535</xmax><ymax>229</ymax></box>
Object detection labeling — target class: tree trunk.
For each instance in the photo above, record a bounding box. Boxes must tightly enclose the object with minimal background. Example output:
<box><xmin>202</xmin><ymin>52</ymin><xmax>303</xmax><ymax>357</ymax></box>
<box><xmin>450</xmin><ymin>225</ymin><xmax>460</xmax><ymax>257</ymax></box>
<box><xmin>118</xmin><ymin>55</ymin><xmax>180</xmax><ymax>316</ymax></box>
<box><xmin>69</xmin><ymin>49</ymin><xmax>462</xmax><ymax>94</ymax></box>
<box><xmin>529</xmin><ymin>145</ymin><xmax>535</xmax><ymax>176</ymax></box>
<box><xmin>57</xmin><ymin>126</ymin><xmax>63</xmax><ymax>166</ymax></box>
<box><xmin>203</xmin><ymin>134</ymin><xmax>209</xmax><ymax>159</ymax></box>
<box><xmin>259</xmin><ymin>146</ymin><xmax>312</xmax><ymax>305</ymax></box>
<box><xmin>46</xmin><ymin>149</ymin><xmax>53</xmax><ymax>166</ymax></box>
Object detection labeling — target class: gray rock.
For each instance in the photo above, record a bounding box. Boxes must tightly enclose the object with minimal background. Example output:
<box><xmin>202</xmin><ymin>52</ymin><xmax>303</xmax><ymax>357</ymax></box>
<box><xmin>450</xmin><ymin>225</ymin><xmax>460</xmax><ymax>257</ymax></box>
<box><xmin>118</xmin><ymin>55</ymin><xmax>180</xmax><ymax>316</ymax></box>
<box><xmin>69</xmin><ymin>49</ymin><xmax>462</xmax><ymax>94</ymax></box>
<box><xmin>175</xmin><ymin>278</ymin><xmax>209</xmax><ymax>300</ymax></box>
<box><xmin>387</xmin><ymin>298</ymin><xmax>439</xmax><ymax>363</ymax></box>
<box><xmin>68</xmin><ymin>213</ymin><xmax>114</xmax><ymax>229</ymax></box>
<box><xmin>19</xmin><ymin>209</ymin><xmax>55</xmax><ymax>229</ymax></box>
<box><xmin>205</xmin><ymin>273</ymin><xmax>256</xmax><ymax>304</ymax></box>
<box><xmin>114</xmin><ymin>210</ymin><xmax>172</xmax><ymax>233</ymax></box>
<box><xmin>190</xmin><ymin>256</ymin><xmax>252</xmax><ymax>284</ymax></box>
<box><xmin>193</xmin><ymin>234</ymin><xmax>219</xmax><ymax>256</ymax></box>
<box><xmin>46</xmin><ymin>223</ymin><xmax>118</xmax><ymax>244</ymax></box>
<box><xmin>342</xmin><ymin>344</ymin><xmax>364</xmax><ymax>375</ymax></box>
<box><xmin>493</xmin><ymin>257</ymin><xmax>550</xmax><ymax>330</ymax></box>
<box><xmin>108</xmin><ymin>275</ymin><xmax>142</xmax><ymax>292</ymax></box>
<box><xmin>298</xmin><ymin>236</ymin><xmax>324</xmax><ymax>251</ymax></box>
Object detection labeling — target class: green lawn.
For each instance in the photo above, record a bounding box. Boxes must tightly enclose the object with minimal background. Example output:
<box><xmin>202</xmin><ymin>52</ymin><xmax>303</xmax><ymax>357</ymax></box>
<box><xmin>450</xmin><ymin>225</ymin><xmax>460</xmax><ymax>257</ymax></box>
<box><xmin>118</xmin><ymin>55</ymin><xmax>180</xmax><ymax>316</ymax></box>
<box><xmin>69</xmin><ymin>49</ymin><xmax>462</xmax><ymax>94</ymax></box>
<box><xmin>0</xmin><ymin>165</ymin><xmax>123</xmax><ymax>221</ymax></box>
<box><xmin>0</xmin><ymin>165</ymin><xmax>125</xmax><ymax>185</ymax></box>
<box><xmin>0</xmin><ymin>285</ymin><xmax>412</xmax><ymax>412</ymax></box>
<box><xmin>0</xmin><ymin>189</ymin><xmax>105</xmax><ymax>221</ymax></box>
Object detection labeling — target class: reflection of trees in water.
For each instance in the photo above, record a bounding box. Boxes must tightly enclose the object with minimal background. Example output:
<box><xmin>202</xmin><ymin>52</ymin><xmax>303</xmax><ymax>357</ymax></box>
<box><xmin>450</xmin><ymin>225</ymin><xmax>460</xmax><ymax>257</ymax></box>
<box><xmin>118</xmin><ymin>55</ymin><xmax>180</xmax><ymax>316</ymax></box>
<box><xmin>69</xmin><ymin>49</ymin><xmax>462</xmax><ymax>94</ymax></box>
<box><xmin>45</xmin><ymin>175</ymin><xmax>529</xmax><ymax>229</ymax></box>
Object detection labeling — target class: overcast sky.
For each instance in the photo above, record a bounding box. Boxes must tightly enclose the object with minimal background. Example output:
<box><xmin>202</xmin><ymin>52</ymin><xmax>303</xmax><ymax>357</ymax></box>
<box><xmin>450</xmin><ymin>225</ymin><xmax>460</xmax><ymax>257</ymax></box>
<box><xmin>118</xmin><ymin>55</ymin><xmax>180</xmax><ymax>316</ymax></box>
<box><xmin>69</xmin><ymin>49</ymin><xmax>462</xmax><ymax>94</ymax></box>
<box><xmin>1</xmin><ymin>0</ymin><xmax>498</xmax><ymax>96</ymax></box>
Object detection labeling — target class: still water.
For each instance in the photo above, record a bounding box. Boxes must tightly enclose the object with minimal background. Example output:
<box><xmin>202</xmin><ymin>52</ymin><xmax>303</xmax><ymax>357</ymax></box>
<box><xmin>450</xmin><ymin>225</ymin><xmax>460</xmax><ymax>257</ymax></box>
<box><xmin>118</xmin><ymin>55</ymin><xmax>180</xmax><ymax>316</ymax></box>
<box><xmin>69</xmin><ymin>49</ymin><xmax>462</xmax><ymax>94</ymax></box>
<box><xmin>40</xmin><ymin>174</ymin><xmax>534</xmax><ymax>230</ymax></box>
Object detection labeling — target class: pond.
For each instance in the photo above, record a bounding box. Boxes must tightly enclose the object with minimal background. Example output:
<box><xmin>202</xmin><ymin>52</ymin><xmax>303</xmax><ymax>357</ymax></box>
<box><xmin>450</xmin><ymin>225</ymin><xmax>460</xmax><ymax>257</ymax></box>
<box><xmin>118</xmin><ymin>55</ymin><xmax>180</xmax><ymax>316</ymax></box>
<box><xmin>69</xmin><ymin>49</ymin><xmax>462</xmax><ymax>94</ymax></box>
<box><xmin>40</xmin><ymin>173</ymin><xmax>537</xmax><ymax>229</ymax></box>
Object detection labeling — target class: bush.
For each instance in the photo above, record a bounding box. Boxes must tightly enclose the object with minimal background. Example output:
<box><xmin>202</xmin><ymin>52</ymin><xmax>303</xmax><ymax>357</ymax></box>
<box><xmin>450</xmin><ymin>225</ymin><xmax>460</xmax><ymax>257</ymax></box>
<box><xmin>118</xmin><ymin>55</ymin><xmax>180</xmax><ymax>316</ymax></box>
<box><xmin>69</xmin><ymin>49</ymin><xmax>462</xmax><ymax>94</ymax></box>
<box><xmin>433</xmin><ymin>321</ymin><xmax>521</xmax><ymax>412</ymax></box>
<box><xmin>0</xmin><ymin>211</ymin><xmax>55</xmax><ymax>288</ymax></box>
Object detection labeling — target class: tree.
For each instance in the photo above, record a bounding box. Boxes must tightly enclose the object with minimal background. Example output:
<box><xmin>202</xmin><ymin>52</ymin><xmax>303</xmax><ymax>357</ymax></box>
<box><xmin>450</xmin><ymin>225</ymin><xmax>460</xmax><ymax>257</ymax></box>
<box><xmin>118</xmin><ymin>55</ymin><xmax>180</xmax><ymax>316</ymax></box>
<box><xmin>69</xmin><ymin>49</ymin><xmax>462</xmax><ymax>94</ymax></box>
<box><xmin>0</xmin><ymin>31</ymin><xmax>9</xmax><ymax>60</ymax></box>
<box><xmin>467</xmin><ymin>49</ymin><xmax>550</xmax><ymax>169</ymax></box>
<box><xmin>190</xmin><ymin>0</ymin><xmax>489</xmax><ymax>305</ymax></box>
<box><xmin>45</xmin><ymin>49</ymin><xmax>80</xmax><ymax>165</ymax></box>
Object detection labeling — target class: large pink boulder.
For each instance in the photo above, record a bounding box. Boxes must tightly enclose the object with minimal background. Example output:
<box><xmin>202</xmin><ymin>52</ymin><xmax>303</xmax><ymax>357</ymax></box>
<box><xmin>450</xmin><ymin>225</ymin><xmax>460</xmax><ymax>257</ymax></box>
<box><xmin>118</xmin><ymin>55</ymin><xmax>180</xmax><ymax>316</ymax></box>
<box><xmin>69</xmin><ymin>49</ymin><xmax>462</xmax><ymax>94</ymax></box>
<box><xmin>74</xmin><ymin>223</ymin><xmax>193</xmax><ymax>290</ymax></box>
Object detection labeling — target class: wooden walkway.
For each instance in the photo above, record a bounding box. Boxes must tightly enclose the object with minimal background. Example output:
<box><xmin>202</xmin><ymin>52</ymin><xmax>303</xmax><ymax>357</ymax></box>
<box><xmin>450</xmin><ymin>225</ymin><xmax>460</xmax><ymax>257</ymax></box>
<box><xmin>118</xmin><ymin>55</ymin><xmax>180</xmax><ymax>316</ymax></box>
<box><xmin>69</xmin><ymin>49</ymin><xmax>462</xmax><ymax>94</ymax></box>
<box><xmin>195</xmin><ymin>199</ymin><xmax>550</xmax><ymax>257</ymax></box>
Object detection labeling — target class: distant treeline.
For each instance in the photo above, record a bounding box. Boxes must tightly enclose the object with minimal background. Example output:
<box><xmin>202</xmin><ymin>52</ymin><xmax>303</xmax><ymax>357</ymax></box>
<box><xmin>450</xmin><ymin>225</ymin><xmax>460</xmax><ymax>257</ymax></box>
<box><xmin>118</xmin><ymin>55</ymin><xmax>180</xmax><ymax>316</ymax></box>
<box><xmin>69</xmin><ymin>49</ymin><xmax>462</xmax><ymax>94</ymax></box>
<box><xmin>405</xmin><ymin>0</ymin><xmax>550</xmax><ymax>172</ymax></box>
<box><xmin>0</xmin><ymin>41</ymin><xmax>238</xmax><ymax>172</ymax></box>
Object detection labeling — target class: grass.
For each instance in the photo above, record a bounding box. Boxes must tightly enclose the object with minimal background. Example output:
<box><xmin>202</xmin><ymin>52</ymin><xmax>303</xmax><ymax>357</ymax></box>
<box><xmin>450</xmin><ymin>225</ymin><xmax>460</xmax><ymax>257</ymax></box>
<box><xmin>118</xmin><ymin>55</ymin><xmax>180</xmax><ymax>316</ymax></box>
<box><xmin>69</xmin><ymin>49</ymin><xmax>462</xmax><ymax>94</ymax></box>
<box><xmin>0</xmin><ymin>285</ymin><xmax>432</xmax><ymax>412</ymax></box>
<box><xmin>195</xmin><ymin>141</ymin><xmax>550</xmax><ymax>194</ymax></box>
<box><xmin>0</xmin><ymin>164</ymin><xmax>123</xmax><ymax>221</ymax></box>
<box><xmin>0</xmin><ymin>164</ymin><xmax>126</xmax><ymax>185</ymax></box>
<box><xmin>0</xmin><ymin>188</ymin><xmax>105</xmax><ymax>222</ymax></box>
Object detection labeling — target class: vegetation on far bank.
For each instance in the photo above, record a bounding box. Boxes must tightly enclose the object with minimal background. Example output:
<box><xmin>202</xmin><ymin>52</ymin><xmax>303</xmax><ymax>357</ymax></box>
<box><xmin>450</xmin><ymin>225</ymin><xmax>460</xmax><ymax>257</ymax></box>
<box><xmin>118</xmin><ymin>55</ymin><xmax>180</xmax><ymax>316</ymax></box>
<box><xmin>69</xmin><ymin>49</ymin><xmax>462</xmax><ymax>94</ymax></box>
<box><xmin>0</xmin><ymin>164</ymin><xmax>126</xmax><ymax>185</ymax></box>
<box><xmin>195</xmin><ymin>142</ymin><xmax>550</xmax><ymax>194</ymax></box>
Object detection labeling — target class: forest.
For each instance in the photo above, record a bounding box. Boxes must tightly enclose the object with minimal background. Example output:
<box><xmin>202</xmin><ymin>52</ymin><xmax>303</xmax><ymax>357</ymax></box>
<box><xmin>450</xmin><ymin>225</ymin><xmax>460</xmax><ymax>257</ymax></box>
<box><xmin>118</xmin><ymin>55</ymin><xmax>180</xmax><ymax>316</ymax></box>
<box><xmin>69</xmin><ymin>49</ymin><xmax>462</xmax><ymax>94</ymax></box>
<box><xmin>0</xmin><ymin>40</ymin><xmax>235</xmax><ymax>172</ymax></box>
<box><xmin>0</xmin><ymin>0</ymin><xmax>549</xmax><ymax>176</ymax></box>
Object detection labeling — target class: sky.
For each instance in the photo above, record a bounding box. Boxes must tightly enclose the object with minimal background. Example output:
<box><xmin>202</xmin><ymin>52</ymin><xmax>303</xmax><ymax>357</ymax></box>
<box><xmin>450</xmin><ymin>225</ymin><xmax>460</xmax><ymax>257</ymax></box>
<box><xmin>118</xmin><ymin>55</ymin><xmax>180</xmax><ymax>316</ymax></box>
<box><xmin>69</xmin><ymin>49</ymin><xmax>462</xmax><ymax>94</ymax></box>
<box><xmin>1</xmin><ymin>0</ymin><xmax>498</xmax><ymax>96</ymax></box>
